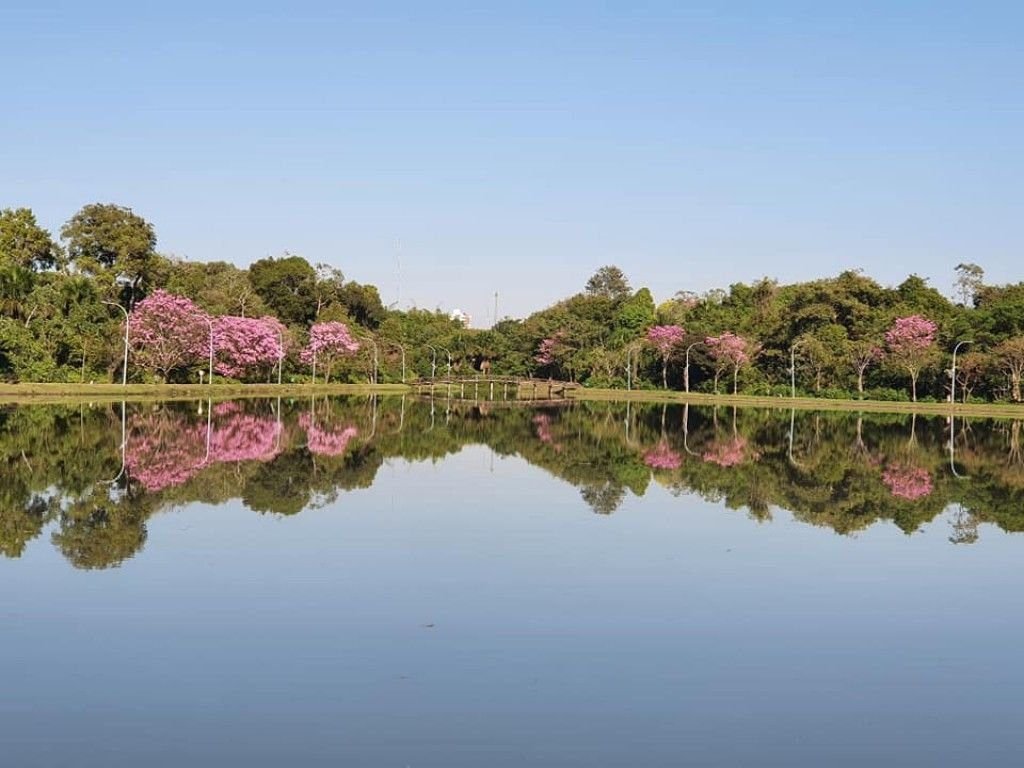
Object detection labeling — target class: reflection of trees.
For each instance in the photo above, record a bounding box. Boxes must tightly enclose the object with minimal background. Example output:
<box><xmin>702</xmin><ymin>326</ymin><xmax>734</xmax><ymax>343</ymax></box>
<box><xmin>5</xmin><ymin>399</ymin><xmax>1024</xmax><ymax>568</ymax></box>
<box><xmin>580</xmin><ymin>482</ymin><xmax>626</xmax><ymax>515</ymax></box>
<box><xmin>0</xmin><ymin>494</ymin><xmax>52</xmax><ymax>558</ymax></box>
<box><xmin>52</xmin><ymin>497</ymin><xmax>149</xmax><ymax>570</ymax></box>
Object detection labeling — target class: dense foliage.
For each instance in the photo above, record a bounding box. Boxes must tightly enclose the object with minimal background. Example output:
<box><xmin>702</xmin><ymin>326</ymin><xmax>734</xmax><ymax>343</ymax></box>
<box><xmin>2</xmin><ymin>204</ymin><xmax>1024</xmax><ymax>402</ymax></box>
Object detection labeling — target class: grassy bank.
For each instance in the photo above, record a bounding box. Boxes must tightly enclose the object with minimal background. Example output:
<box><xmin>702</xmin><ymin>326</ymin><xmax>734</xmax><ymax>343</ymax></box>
<box><xmin>2</xmin><ymin>381</ymin><xmax>1022</xmax><ymax>418</ymax></box>
<box><xmin>0</xmin><ymin>382</ymin><xmax>410</xmax><ymax>405</ymax></box>
<box><xmin>570</xmin><ymin>387</ymin><xmax>1024</xmax><ymax>419</ymax></box>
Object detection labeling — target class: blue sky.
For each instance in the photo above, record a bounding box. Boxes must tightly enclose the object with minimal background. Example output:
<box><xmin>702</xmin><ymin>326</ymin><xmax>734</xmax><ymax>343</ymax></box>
<box><xmin>2</xmin><ymin>1</ymin><xmax>1021</xmax><ymax>323</ymax></box>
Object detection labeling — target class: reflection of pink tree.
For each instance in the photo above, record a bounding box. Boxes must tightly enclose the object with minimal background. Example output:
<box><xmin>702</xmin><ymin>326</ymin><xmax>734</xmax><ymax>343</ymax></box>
<box><xmin>646</xmin><ymin>325</ymin><xmax>685</xmax><ymax>389</ymax></box>
<box><xmin>882</xmin><ymin>463</ymin><xmax>933</xmax><ymax>500</ymax></box>
<box><xmin>300</xmin><ymin>322</ymin><xmax>360</xmax><ymax>382</ymax></box>
<box><xmin>533</xmin><ymin>413</ymin><xmax>562</xmax><ymax>451</ymax></box>
<box><xmin>884</xmin><ymin>315</ymin><xmax>937</xmax><ymax>402</ymax></box>
<box><xmin>704</xmin><ymin>332</ymin><xmax>757</xmax><ymax>394</ymax></box>
<box><xmin>126</xmin><ymin>407</ymin><xmax>283</xmax><ymax>491</ymax></box>
<box><xmin>702</xmin><ymin>435</ymin><xmax>758</xmax><ymax>467</ymax></box>
<box><xmin>127</xmin><ymin>290</ymin><xmax>208</xmax><ymax>381</ymax></box>
<box><xmin>126</xmin><ymin>414</ymin><xmax>207</xmax><ymax>491</ymax></box>
<box><xmin>210</xmin><ymin>413</ymin><xmax>282</xmax><ymax>462</ymax></box>
<box><xmin>214</xmin><ymin>316</ymin><xmax>286</xmax><ymax>380</ymax></box>
<box><xmin>644</xmin><ymin>442</ymin><xmax>682</xmax><ymax>469</ymax></box>
<box><xmin>299</xmin><ymin>412</ymin><xmax>359</xmax><ymax>456</ymax></box>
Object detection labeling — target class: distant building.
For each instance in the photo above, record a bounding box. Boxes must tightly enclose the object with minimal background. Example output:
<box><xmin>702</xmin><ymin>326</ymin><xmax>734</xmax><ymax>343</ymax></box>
<box><xmin>450</xmin><ymin>308</ymin><xmax>471</xmax><ymax>327</ymax></box>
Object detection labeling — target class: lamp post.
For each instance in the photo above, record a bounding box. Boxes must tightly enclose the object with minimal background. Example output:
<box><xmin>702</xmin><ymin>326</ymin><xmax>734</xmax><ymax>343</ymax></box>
<box><xmin>788</xmin><ymin>339</ymin><xmax>808</xmax><ymax>399</ymax></box>
<box><xmin>684</xmin><ymin>341</ymin><xmax>701</xmax><ymax>394</ymax></box>
<box><xmin>102</xmin><ymin>301</ymin><xmax>129</xmax><ymax>386</ymax></box>
<box><xmin>950</xmin><ymin>340</ymin><xmax>972</xmax><ymax>405</ymax></box>
<box><xmin>439</xmin><ymin>346</ymin><xmax>453</xmax><ymax>379</ymax></box>
<box><xmin>425</xmin><ymin>344</ymin><xmax>438</xmax><ymax>380</ymax></box>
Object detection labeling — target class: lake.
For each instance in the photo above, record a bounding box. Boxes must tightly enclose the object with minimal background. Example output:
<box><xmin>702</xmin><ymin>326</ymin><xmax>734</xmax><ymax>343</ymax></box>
<box><xmin>2</xmin><ymin>396</ymin><xmax>1023</xmax><ymax>766</ymax></box>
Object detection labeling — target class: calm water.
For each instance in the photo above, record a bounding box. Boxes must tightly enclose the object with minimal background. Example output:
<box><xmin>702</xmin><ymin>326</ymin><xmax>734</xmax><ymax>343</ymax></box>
<box><xmin>2</xmin><ymin>397</ymin><xmax>1023</xmax><ymax>766</ymax></box>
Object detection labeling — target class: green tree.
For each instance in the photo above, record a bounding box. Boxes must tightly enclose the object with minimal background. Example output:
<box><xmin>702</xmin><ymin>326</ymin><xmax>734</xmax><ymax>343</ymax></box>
<box><xmin>585</xmin><ymin>265</ymin><xmax>631</xmax><ymax>302</ymax></box>
<box><xmin>248</xmin><ymin>254</ymin><xmax>318</xmax><ymax>326</ymax></box>
<box><xmin>61</xmin><ymin>204</ymin><xmax>157</xmax><ymax>296</ymax></box>
<box><xmin>0</xmin><ymin>208</ymin><xmax>62</xmax><ymax>271</ymax></box>
<box><xmin>613</xmin><ymin>288</ymin><xmax>656</xmax><ymax>344</ymax></box>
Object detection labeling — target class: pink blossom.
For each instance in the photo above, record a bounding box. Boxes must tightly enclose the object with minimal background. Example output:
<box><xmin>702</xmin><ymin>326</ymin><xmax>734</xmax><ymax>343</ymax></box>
<box><xmin>299</xmin><ymin>413</ymin><xmax>359</xmax><ymax>456</ymax></box>
<box><xmin>644</xmin><ymin>442</ymin><xmax>682</xmax><ymax>470</ymax></box>
<box><xmin>128</xmin><ymin>290</ymin><xmax>209</xmax><ymax>379</ymax></box>
<box><xmin>300</xmin><ymin>322</ymin><xmax>360</xmax><ymax>381</ymax></box>
<box><xmin>882</xmin><ymin>463</ymin><xmax>933</xmax><ymax>500</ymax></box>
<box><xmin>704</xmin><ymin>332</ymin><xmax>750</xmax><ymax>366</ymax></box>
<box><xmin>126</xmin><ymin>407</ymin><xmax>283</xmax><ymax>491</ymax></box>
<box><xmin>702</xmin><ymin>436</ymin><xmax>757</xmax><ymax>467</ymax></box>
<box><xmin>533</xmin><ymin>413</ymin><xmax>562</xmax><ymax>451</ymax></box>
<box><xmin>885</xmin><ymin>315</ymin><xmax>937</xmax><ymax>352</ymax></box>
<box><xmin>214</xmin><ymin>315</ymin><xmax>286</xmax><ymax>380</ymax></box>
<box><xmin>646</xmin><ymin>325</ymin><xmax>685</xmax><ymax>357</ymax></box>
<box><xmin>884</xmin><ymin>315</ymin><xmax>938</xmax><ymax>402</ymax></box>
<box><xmin>535</xmin><ymin>332</ymin><xmax>568</xmax><ymax>366</ymax></box>
<box><xmin>209</xmin><ymin>414</ymin><xmax>282</xmax><ymax>463</ymax></box>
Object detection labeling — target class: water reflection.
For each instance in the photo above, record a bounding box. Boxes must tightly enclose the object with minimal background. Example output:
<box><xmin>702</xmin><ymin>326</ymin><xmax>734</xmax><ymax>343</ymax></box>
<box><xmin>1</xmin><ymin>397</ymin><xmax>1023</xmax><ymax>568</ymax></box>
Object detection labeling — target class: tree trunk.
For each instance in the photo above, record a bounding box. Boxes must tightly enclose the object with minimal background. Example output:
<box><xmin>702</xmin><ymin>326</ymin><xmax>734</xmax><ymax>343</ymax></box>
<box><xmin>732</xmin><ymin>366</ymin><xmax>739</xmax><ymax>395</ymax></box>
<box><xmin>857</xmin><ymin>369</ymin><xmax>865</xmax><ymax>395</ymax></box>
<box><xmin>1012</xmin><ymin>370</ymin><xmax>1022</xmax><ymax>402</ymax></box>
<box><xmin>910</xmin><ymin>371</ymin><xmax>918</xmax><ymax>402</ymax></box>
<box><xmin>662</xmin><ymin>358</ymin><xmax>668</xmax><ymax>390</ymax></box>
<box><xmin>713</xmin><ymin>371</ymin><xmax>721</xmax><ymax>395</ymax></box>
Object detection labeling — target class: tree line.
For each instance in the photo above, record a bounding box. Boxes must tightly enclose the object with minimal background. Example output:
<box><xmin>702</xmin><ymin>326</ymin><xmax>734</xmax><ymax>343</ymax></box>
<box><xmin>2</xmin><ymin>203</ymin><xmax>1024</xmax><ymax>402</ymax></box>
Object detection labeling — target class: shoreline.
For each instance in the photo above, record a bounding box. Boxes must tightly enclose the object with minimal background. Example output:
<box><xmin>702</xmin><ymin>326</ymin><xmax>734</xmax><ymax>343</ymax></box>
<box><xmin>1</xmin><ymin>381</ymin><xmax>1021</xmax><ymax>418</ymax></box>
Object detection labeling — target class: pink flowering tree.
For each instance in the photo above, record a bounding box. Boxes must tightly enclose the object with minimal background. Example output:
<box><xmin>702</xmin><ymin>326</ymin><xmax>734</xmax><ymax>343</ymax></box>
<box><xmin>534</xmin><ymin>331</ymin><xmax>574</xmax><ymax>380</ymax></box>
<box><xmin>300</xmin><ymin>321</ymin><xmax>360</xmax><ymax>383</ymax></box>
<box><xmin>128</xmin><ymin>290</ymin><xmax>208</xmax><ymax>382</ymax></box>
<box><xmin>704</xmin><ymin>332</ymin><xmax>757</xmax><ymax>395</ymax></box>
<box><xmin>884</xmin><ymin>315</ymin><xmax>938</xmax><ymax>402</ymax></box>
<box><xmin>214</xmin><ymin>315</ymin><xmax>287</xmax><ymax>381</ymax></box>
<box><xmin>646</xmin><ymin>325</ymin><xmax>685</xmax><ymax>389</ymax></box>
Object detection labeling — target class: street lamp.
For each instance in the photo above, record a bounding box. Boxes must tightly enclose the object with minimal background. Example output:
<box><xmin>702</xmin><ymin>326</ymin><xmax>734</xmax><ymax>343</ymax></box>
<box><xmin>684</xmin><ymin>341</ymin><xmax>702</xmax><ymax>394</ymax></box>
<box><xmin>102</xmin><ymin>301</ymin><xmax>129</xmax><ymax>386</ymax></box>
<box><xmin>425</xmin><ymin>344</ymin><xmax>438</xmax><ymax>380</ymax></box>
<box><xmin>788</xmin><ymin>339</ymin><xmax>809</xmax><ymax>399</ymax></box>
<box><xmin>950</xmin><ymin>340</ymin><xmax>973</xmax><ymax>405</ymax></box>
<box><xmin>438</xmin><ymin>346</ymin><xmax>453</xmax><ymax>379</ymax></box>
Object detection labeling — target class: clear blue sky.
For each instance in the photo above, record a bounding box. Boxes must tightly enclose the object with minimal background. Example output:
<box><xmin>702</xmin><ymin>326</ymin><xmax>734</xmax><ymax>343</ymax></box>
<box><xmin>3</xmin><ymin>1</ymin><xmax>1021</xmax><ymax>323</ymax></box>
